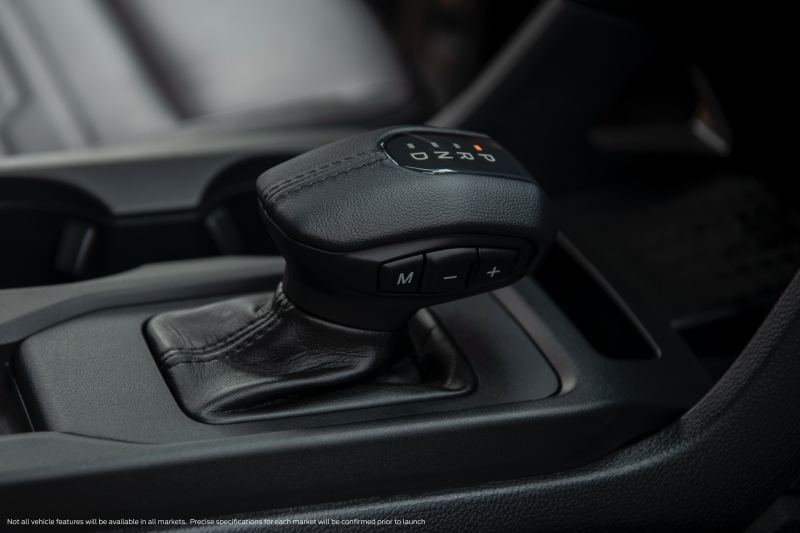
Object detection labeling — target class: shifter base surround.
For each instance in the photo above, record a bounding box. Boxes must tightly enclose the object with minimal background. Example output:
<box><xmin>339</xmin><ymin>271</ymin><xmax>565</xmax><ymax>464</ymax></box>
<box><xmin>145</xmin><ymin>284</ymin><xmax>475</xmax><ymax>424</ymax></box>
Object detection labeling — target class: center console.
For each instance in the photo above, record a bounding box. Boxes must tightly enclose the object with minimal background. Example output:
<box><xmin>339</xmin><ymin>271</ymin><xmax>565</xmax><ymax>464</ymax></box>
<box><xmin>0</xmin><ymin>127</ymin><xmax>710</xmax><ymax>519</ymax></box>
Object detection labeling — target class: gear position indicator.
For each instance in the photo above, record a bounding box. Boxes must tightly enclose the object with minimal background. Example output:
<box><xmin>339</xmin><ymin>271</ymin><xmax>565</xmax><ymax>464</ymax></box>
<box><xmin>383</xmin><ymin>132</ymin><xmax>531</xmax><ymax>180</ymax></box>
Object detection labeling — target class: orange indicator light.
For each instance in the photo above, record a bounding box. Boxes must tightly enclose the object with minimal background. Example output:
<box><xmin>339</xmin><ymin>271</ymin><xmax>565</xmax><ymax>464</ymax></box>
<box><xmin>474</xmin><ymin>145</ymin><xmax>483</xmax><ymax>151</ymax></box>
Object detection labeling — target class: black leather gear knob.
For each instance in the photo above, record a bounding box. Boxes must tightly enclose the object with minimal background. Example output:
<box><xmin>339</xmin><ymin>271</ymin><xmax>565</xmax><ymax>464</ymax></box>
<box><xmin>256</xmin><ymin>125</ymin><xmax>558</xmax><ymax>331</ymax></box>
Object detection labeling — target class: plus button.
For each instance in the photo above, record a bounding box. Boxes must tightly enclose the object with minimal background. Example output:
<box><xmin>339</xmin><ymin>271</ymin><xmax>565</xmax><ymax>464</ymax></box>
<box><xmin>470</xmin><ymin>248</ymin><xmax>519</xmax><ymax>287</ymax></box>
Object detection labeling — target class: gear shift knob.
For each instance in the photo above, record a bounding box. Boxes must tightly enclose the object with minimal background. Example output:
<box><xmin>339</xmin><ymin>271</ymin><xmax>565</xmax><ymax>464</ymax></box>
<box><xmin>256</xmin><ymin>126</ymin><xmax>558</xmax><ymax>331</ymax></box>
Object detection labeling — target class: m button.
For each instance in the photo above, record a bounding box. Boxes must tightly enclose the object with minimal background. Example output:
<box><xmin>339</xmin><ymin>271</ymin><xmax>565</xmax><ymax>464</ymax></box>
<box><xmin>379</xmin><ymin>255</ymin><xmax>423</xmax><ymax>293</ymax></box>
<box><xmin>471</xmin><ymin>248</ymin><xmax>519</xmax><ymax>286</ymax></box>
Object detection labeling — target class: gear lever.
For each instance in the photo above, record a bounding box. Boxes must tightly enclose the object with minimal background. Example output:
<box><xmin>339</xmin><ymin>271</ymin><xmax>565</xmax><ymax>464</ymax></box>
<box><xmin>146</xmin><ymin>126</ymin><xmax>557</xmax><ymax>422</ymax></box>
<box><xmin>257</xmin><ymin>125</ymin><xmax>558</xmax><ymax>331</ymax></box>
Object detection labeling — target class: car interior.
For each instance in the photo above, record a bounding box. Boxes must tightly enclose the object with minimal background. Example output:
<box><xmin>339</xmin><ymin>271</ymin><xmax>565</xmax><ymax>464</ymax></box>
<box><xmin>0</xmin><ymin>0</ymin><xmax>798</xmax><ymax>531</ymax></box>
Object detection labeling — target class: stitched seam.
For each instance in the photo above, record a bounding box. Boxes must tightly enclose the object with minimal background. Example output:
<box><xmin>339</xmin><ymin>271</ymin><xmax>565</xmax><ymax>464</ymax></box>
<box><xmin>161</xmin><ymin>296</ymin><xmax>282</xmax><ymax>359</ymax></box>
<box><xmin>263</xmin><ymin>150</ymin><xmax>379</xmax><ymax>199</ymax></box>
<box><xmin>265</xmin><ymin>151</ymin><xmax>380</xmax><ymax>202</ymax></box>
<box><xmin>160</xmin><ymin>292</ymin><xmax>290</xmax><ymax>367</ymax></box>
<box><xmin>264</xmin><ymin>151</ymin><xmax>368</xmax><ymax>194</ymax></box>
<box><xmin>272</xmin><ymin>156</ymin><xmax>385</xmax><ymax>203</ymax></box>
<box><xmin>165</xmin><ymin>300</ymin><xmax>291</xmax><ymax>368</ymax></box>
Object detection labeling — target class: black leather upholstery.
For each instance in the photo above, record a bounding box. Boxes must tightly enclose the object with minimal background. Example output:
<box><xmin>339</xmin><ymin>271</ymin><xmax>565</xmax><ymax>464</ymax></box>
<box><xmin>256</xmin><ymin>125</ymin><xmax>557</xmax><ymax>254</ymax></box>
<box><xmin>145</xmin><ymin>284</ymin><xmax>474</xmax><ymax>423</ymax></box>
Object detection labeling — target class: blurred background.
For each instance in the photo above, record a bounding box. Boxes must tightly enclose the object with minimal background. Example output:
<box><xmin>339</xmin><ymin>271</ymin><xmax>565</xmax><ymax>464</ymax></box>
<box><xmin>0</xmin><ymin>0</ymin><xmax>536</xmax><ymax>156</ymax></box>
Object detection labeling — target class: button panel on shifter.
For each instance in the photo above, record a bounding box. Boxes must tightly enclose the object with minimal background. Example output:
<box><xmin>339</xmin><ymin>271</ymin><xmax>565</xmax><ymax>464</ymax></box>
<box><xmin>378</xmin><ymin>246</ymin><xmax>523</xmax><ymax>295</ymax></box>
